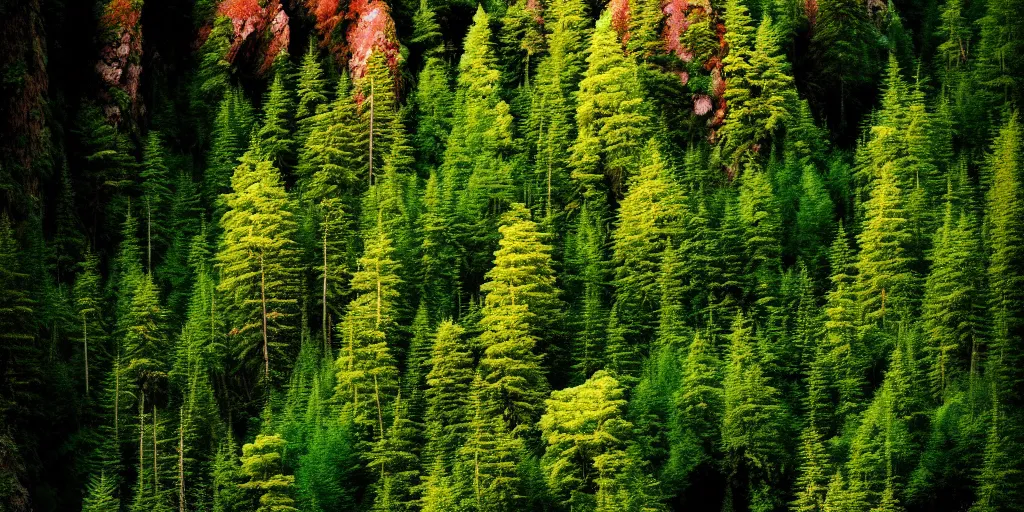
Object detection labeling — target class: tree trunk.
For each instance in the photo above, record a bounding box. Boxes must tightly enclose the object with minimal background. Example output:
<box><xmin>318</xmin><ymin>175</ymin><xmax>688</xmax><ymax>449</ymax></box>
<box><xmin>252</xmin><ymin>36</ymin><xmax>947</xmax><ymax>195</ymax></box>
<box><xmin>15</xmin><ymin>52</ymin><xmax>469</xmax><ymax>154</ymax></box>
<box><xmin>82</xmin><ymin>312</ymin><xmax>89</xmax><ymax>394</ymax></box>
<box><xmin>179</xmin><ymin>406</ymin><xmax>185</xmax><ymax>512</ymax></box>
<box><xmin>260</xmin><ymin>251</ymin><xmax>269</xmax><ymax>380</ymax></box>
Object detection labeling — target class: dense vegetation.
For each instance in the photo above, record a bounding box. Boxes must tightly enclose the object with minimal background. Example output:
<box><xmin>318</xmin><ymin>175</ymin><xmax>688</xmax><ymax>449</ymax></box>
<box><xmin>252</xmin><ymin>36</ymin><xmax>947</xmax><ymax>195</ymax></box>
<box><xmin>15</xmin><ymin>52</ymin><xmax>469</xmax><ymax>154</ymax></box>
<box><xmin>0</xmin><ymin>0</ymin><xmax>1022</xmax><ymax>510</ymax></box>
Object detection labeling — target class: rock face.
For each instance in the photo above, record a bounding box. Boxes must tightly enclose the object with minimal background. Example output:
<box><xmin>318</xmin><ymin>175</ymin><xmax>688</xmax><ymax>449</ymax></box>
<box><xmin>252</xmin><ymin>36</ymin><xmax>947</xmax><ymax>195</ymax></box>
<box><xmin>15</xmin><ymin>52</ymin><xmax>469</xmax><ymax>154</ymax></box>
<box><xmin>96</xmin><ymin>0</ymin><xmax>145</xmax><ymax>125</ymax></box>
<box><xmin>344</xmin><ymin>0</ymin><xmax>401</xmax><ymax>82</ymax></box>
<box><xmin>217</xmin><ymin>0</ymin><xmax>291</xmax><ymax>76</ymax></box>
<box><xmin>0</xmin><ymin>0</ymin><xmax>49</xmax><ymax>198</ymax></box>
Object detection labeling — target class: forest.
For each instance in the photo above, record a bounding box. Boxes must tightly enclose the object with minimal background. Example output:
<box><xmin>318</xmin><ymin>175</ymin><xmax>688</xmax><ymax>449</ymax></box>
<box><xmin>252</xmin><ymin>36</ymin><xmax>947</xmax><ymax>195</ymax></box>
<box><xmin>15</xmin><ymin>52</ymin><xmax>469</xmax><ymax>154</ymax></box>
<box><xmin>0</xmin><ymin>0</ymin><xmax>1022</xmax><ymax>510</ymax></box>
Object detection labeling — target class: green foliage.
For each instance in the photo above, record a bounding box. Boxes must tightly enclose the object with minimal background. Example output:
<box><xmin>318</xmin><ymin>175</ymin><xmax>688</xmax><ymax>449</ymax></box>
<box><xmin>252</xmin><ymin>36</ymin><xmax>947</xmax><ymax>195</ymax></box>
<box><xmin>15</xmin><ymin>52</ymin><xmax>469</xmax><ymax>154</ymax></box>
<box><xmin>240</xmin><ymin>434</ymin><xmax>299</xmax><ymax>512</ymax></box>
<box><xmin>570</xmin><ymin>13</ymin><xmax>649</xmax><ymax>199</ymax></box>
<box><xmin>217</xmin><ymin>151</ymin><xmax>300</xmax><ymax>382</ymax></box>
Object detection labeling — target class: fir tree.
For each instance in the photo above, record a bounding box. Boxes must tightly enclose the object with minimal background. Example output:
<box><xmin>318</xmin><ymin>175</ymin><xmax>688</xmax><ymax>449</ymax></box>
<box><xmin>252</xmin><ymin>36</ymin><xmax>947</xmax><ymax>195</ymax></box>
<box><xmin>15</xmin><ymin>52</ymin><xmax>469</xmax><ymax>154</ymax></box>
<box><xmin>570</xmin><ymin>13</ymin><xmax>649</xmax><ymax>200</ymax></box>
<box><xmin>239</xmin><ymin>434</ymin><xmax>299</xmax><ymax>512</ymax></box>
<box><xmin>539</xmin><ymin>370</ymin><xmax>633</xmax><ymax>510</ymax></box>
<box><xmin>333</xmin><ymin>216</ymin><xmax>403</xmax><ymax>447</ymax></box>
<box><xmin>257</xmin><ymin>63</ymin><xmax>297</xmax><ymax>172</ymax></box>
<box><xmin>424</xmin><ymin>320</ymin><xmax>473</xmax><ymax>466</ymax></box>
<box><xmin>216</xmin><ymin>151</ymin><xmax>300</xmax><ymax>382</ymax></box>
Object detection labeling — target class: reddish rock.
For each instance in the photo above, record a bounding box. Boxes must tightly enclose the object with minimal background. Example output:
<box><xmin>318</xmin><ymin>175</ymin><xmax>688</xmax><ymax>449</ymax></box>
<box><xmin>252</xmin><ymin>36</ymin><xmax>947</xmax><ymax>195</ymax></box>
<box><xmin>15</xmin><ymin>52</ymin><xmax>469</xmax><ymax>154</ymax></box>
<box><xmin>345</xmin><ymin>0</ymin><xmax>401</xmax><ymax>82</ymax></box>
<box><xmin>609</xmin><ymin>0</ymin><xmax>631</xmax><ymax>44</ymax></box>
<box><xmin>662</xmin><ymin>0</ymin><xmax>691</xmax><ymax>61</ymax></box>
<box><xmin>216</xmin><ymin>0</ymin><xmax>290</xmax><ymax>76</ymax></box>
<box><xmin>96</xmin><ymin>0</ymin><xmax>144</xmax><ymax>125</ymax></box>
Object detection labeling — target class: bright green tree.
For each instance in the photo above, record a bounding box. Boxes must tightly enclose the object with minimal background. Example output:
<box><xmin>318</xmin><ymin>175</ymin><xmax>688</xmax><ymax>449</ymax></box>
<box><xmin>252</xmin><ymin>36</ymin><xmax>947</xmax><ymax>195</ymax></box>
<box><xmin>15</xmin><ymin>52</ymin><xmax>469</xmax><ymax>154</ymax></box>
<box><xmin>539</xmin><ymin>370</ymin><xmax>633</xmax><ymax>510</ymax></box>
<box><xmin>570</xmin><ymin>13</ymin><xmax>649</xmax><ymax>200</ymax></box>
<box><xmin>216</xmin><ymin>151</ymin><xmax>300</xmax><ymax>382</ymax></box>
<box><xmin>239</xmin><ymin>434</ymin><xmax>299</xmax><ymax>512</ymax></box>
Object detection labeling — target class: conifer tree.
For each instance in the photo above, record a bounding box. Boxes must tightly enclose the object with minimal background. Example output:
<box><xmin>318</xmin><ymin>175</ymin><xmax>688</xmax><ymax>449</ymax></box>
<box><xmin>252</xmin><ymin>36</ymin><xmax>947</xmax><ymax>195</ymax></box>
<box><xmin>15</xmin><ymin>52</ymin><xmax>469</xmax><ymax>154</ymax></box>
<box><xmin>455</xmin><ymin>374</ymin><xmax>525</xmax><ymax>511</ymax></box>
<box><xmin>723</xmin><ymin>314</ymin><xmax>787</xmax><ymax>511</ymax></box>
<box><xmin>295</xmin><ymin>40</ymin><xmax>329</xmax><ymax>135</ymax></box>
<box><xmin>82</xmin><ymin>472</ymin><xmax>120</xmax><ymax>512</ymax></box>
<box><xmin>257</xmin><ymin>63</ymin><xmax>297</xmax><ymax>172</ymax></box>
<box><xmin>922</xmin><ymin>198</ymin><xmax>986</xmax><ymax>399</ymax></box>
<box><xmin>412</xmin><ymin>57</ymin><xmax>454</xmax><ymax>173</ymax></box>
<box><xmin>239</xmin><ymin>434</ymin><xmax>299</xmax><ymax>512</ymax></box>
<box><xmin>212</xmin><ymin>434</ymin><xmax>250</xmax><ymax>512</ymax></box>
<box><xmin>424</xmin><ymin>320</ymin><xmax>473</xmax><ymax>466</ymax></box>
<box><xmin>568</xmin><ymin>201</ymin><xmax>609</xmax><ymax>383</ymax></box>
<box><xmin>855</xmin><ymin>149</ymin><xmax>917</xmax><ymax>328</ymax></box>
<box><xmin>217</xmin><ymin>151</ymin><xmax>300</xmax><ymax>382</ymax></box>
<box><xmin>540</xmin><ymin>370</ymin><xmax>633</xmax><ymax>510</ymax></box>
<box><xmin>719</xmin><ymin>15</ymin><xmax>797</xmax><ymax>167</ymax></box>
<box><xmin>809</xmin><ymin>0</ymin><xmax>880</xmax><ymax>132</ymax></box>
<box><xmin>610</xmin><ymin>147</ymin><xmax>686</xmax><ymax>376</ymax></box>
<box><xmin>985</xmin><ymin>116</ymin><xmax>1024</xmax><ymax>397</ymax></box>
<box><xmin>73</xmin><ymin>252</ymin><xmax>106</xmax><ymax>395</ymax></box>
<box><xmin>478</xmin><ymin>203</ymin><xmax>558</xmax><ymax>433</ymax></box>
<box><xmin>570</xmin><ymin>13</ymin><xmax>649</xmax><ymax>199</ymax></box>
<box><xmin>368</xmin><ymin>397</ymin><xmax>421</xmax><ymax>511</ymax></box>
<box><xmin>141</xmin><ymin>130</ymin><xmax>173</xmax><ymax>272</ymax></box>
<box><xmin>667</xmin><ymin>332</ymin><xmax>724</xmax><ymax>483</ymax></box>
<box><xmin>418</xmin><ymin>171</ymin><xmax>461</xmax><ymax>322</ymax></box>
<box><xmin>333</xmin><ymin>216</ymin><xmax>403</xmax><ymax>447</ymax></box>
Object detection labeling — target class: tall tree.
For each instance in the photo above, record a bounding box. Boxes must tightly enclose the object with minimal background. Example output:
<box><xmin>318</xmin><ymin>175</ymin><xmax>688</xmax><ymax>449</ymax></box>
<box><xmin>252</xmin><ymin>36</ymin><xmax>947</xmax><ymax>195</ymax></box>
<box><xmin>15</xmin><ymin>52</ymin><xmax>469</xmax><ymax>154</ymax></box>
<box><xmin>217</xmin><ymin>151</ymin><xmax>300</xmax><ymax>382</ymax></box>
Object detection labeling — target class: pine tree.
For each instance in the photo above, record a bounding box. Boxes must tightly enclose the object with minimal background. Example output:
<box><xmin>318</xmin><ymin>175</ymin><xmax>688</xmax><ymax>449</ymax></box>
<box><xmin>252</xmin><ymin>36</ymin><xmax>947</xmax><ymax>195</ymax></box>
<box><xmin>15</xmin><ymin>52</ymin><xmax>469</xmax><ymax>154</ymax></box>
<box><xmin>809</xmin><ymin>0</ymin><xmax>881</xmax><ymax>133</ymax></box>
<box><xmin>529</xmin><ymin>0</ymin><xmax>590</xmax><ymax>217</ymax></box>
<box><xmin>719</xmin><ymin>14</ymin><xmax>797</xmax><ymax>167</ymax></box>
<box><xmin>212</xmin><ymin>433</ymin><xmax>250</xmax><ymax>512</ymax></box>
<box><xmin>205</xmin><ymin>89</ymin><xmax>255</xmax><ymax>221</ymax></box>
<box><xmin>985</xmin><ymin>116</ymin><xmax>1024</xmax><ymax>398</ymax></box>
<box><xmin>568</xmin><ymin>201</ymin><xmax>609</xmax><ymax>383</ymax></box>
<box><xmin>368</xmin><ymin>397</ymin><xmax>422</xmax><ymax>511</ymax></box>
<box><xmin>922</xmin><ymin>197</ymin><xmax>986</xmax><ymax>399</ymax></box>
<box><xmin>424</xmin><ymin>320</ymin><xmax>473</xmax><ymax>466</ymax></box>
<box><xmin>295</xmin><ymin>39</ymin><xmax>329</xmax><ymax>135</ymax></box>
<box><xmin>73</xmin><ymin>252</ymin><xmax>106</xmax><ymax>396</ymax></box>
<box><xmin>539</xmin><ymin>370</ymin><xmax>633</xmax><ymax>510</ymax></box>
<box><xmin>739</xmin><ymin>166</ymin><xmax>783</xmax><ymax>323</ymax></box>
<box><xmin>217</xmin><ymin>151</ymin><xmax>300</xmax><ymax>382</ymax></box>
<box><xmin>239</xmin><ymin>434</ymin><xmax>299</xmax><ymax>512</ymax></box>
<box><xmin>610</xmin><ymin>147</ymin><xmax>686</xmax><ymax>377</ymax></box>
<box><xmin>570</xmin><ymin>13</ymin><xmax>649</xmax><ymax>199</ymax></box>
<box><xmin>667</xmin><ymin>332</ymin><xmax>724</xmax><ymax>483</ymax></box>
<box><xmin>141</xmin><ymin>130</ymin><xmax>173</xmax><ymax>272</ymax></box>
<box><xmin>257</xmin><ymin>64</ymin><xmax>297</xmax><ymax>172</ymax></box>
<box><xmin>454</xmin><ymin>374</ymin><xmax>525</xmax><ymax>512</ymax></box>
<box><xmin>480</xmin><ymin>203</ymin><xmax>563</xmax><ymax>336</ymax></box>
<box><xmin>333</xmin><ymin>216</ymin><xmax>403</xmax><ymax>447</ymax></box>
<box><xmin>791</xmin><ymin>427</ymin><xmax>830</xmax><ymax>512</ymax></box>
<box><xmin>160</xmin><ymin>169</ymin><xmax>205</xmax><ymax>322</ymax></box>
<box><xmin>419</xmin><ymin>171</ymin><xmax>461</xmax><ymax>322</ymax></box>
<box><xmin>855</xmin><ymin>149</ymin><xmax>917</xmax><ymax>328</ymax></box>
<box><xmin>412</xmin><ymin>57</ymin><xmax>454</xmax><ymax>173</ymax></box>
<box><xmin>477</xmin><ymin>203</ymin><xmax>558</xmax><ymax>434</ymax></box>
<box><xmin>82</xmin><ymin>472</ymin><xmax>120</xmax><ymax>512</ymax></box>
<box><xmin>723</xmin><ymin>314</ymin><xmax>787</xmax><ymax>511</ymax></box>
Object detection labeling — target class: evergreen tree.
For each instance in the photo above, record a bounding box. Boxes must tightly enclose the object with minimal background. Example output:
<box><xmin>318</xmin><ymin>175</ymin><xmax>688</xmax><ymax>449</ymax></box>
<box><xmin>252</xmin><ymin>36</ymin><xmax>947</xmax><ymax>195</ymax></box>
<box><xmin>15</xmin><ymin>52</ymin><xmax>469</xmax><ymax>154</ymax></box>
<box><xmin>539</xmin><ymin>370</ymin><xmax>633</xmax><ymax>510</ymax></box>
<box><xmin>82</xmin><ymin>472</ymin><xmax>120</xmax><ymax>512</ymax></box>
<box><xmin>723</xmin><ymin>314</ymin><xmax>787</xmax><ymax>512</ymax></box>
<box><xmin>570</xmin><ymin>13</ymin><xmax>649</xmax><ymax>200</ymax></box>
<box><xmin>855</xmin><ymin>148</ymin><xmax>917</xmax><ymax>328</ymax></box>
<box><xmin>239</xmin><ymin>434</ymin><xmax>299</xmax><ymax>512</ymax></box>
<box><xmin>609</xmin><ymin>147</ymin><xmax>686</xmax><ymax>378</ymax></box>
<box><xmin>333</xmin><ymin>216</ymin><xmax>403</xmax><ymax>447</ymax></box>
<box><xmin>295</xmin><ymin>40</ymin><xmax>329</xmax><ymax>134</ymax></box>
<box><xmin>719</xmin><ymin>14</ymin><xmax>797</xmax><ymax>167</ymax></box>
<box><xmin>424</xmin><ymin>320</ymin><xmax>473</xmax><ymax>466</ymax></box>
<box><xmin>985</xmin><ymin>116</ymin><xmax>1024</xmax><ymax>397</ymax></box>
<box><xmin>455</xmin><ymin>374</ymin><xmax>525</xmax><ymax>512</ymax></box>
<box><xmin>141</xmin><ymin>130</ymin><xmax>173</xmax><ymax>272</ymax></box>
<box><xmin>217</xmin><ymin>151</ymin><xmax>300</xmax><ymax>382</ymax></box>
<box><xmin>257</xmin><ymin>64</ymin><xmax>297</xmax><ymax>172</ymax></box>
